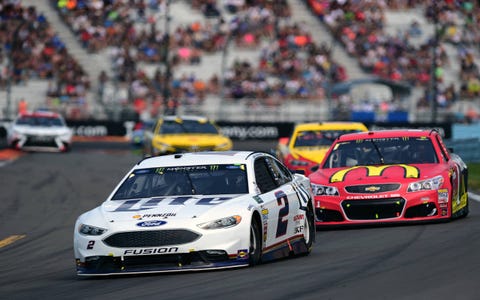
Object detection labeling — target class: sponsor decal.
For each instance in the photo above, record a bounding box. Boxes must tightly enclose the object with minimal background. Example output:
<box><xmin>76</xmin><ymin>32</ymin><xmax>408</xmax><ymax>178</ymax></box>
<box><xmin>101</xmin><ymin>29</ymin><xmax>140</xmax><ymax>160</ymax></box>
<box><xmin>451</xmin><ymin>170</ymin><xmax>456</xmax><ymax>180</ymax></box>
<box><xmin>438</xmin><ymin>189</ymin><xmax>449</xmax><ymax>203</ymax></box>
<box><xmin>253</xmin><ymin>195</ymin><xmax>264</xmax><ymax>204</ymax></box>
<box><xmin>261</xmin><ymin>207</ymin><xmax>269</xmax><ymax>223</ymax></box>
<box><xmin>136</xmin><ymin>220</ymin><xmax>167</xmax><ymax>227</ymax></box>
<box><xmin>237</xmin><ymin>249</ymin><xmax>248</xmax><ymax>258</ymax></box>
<box><xmin>220</xmin><ymin>125</ymin><xmax>279</xmax><ymax>140</ymax></box>
<box><xmin>263</xmin><ymin>223</ymin><xmax>268</xmax><ymax>243</ymax></box>
<box><xmin>114</xmin><ymin>196</ymin><xmax>233</xmax><ymax>212</ymax></box>
<box><xmin>73</xmin><ymin>125</ymin><xmax>108</xmax><ymax>137</ymax></box>
<box><xmin>365</xmin><ymin>186</ymin><xmax>381</xmax><ymax>192</ymax></box>
<box><xmin>262</xmin><ymin>207</ymin><xmax>268</xmax><ymax>242</ymax></box>
<box><xmin>133</xmin><ymin>213</ymin><xmax>176</xmax><ymax>219</ymax></box>
<box><xmin>295</xmin><ymin>225</ymin><xmax>304</xmax><ymax>234</ymax></box>
<box><xmin>124</xmin><ymin>247</ymin><xmax>179</xmax><ymax>255</ymax></box>
<box><xmin>330</xmin><ymin>164</ymin><xmax>420</xmax><ymax>183</ymax></box>
<box><xmin>293</xmin><ymin>214</ymin><xmax>304</xmax><ymax>222</ymax></box>
<box><xmin>346</xmin><ymin>193</ymin><xmax>401</xmax><ymax>200</ymax></box>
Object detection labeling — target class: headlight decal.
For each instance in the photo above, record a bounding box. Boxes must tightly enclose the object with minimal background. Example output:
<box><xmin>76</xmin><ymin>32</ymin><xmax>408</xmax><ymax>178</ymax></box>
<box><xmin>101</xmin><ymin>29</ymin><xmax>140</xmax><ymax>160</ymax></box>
<box><xmin>311</xmin><ymin>183</ymin><xmax>339</xmax><ymax>196</ymax></box>
<box><xmin>407</xmin><ymin>175</ymin><xmax>444</xmax><ymax>192</ymax></box>
<box><xmin>197</xmin><ymin>215</ymin><xmax>242</xmax><ymax>229</ymax></box>
<box><xmin>79</xmin><ymin>224</ymin><xmax>107</xmax><ymax>236</ymax></box>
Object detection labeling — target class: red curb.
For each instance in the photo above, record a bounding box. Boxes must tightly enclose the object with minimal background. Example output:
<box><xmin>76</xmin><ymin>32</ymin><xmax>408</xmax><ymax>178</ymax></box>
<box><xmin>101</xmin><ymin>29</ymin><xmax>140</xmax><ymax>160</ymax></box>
<box><xmin>0</xmin><ymin>149</ymin><xmax>23</xmax><ymax>161</ymax></box>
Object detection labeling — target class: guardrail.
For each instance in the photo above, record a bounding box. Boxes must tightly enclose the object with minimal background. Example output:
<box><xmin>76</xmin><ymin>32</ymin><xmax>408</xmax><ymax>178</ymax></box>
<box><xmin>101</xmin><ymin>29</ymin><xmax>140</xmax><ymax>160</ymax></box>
<box><xmin>445</xmin><ymin>138</ymin><xmax>480</xmax><ymax>163</ymax></box>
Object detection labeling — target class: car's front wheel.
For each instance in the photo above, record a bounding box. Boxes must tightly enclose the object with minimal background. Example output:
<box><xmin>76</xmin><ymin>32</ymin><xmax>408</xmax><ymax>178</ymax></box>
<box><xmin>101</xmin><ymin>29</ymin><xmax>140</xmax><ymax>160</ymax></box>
<box><xmin>452</xmin><ymin>195</ymin><xmax>469</xmax><ymax>219</ymax></box>
<box><xmin>249</xmin><ymin>218</ymin><xmax>262</xmax><ymax>266</ymax></box>
<box><xmin>302</xmin><ymin>205</ymin><xmax>315</xmax><ymax>254</ymax></box>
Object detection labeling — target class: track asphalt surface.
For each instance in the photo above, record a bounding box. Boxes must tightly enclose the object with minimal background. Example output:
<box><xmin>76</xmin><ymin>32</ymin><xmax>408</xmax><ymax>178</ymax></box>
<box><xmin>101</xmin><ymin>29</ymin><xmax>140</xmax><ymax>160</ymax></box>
<box><xmin>1</xmin><ymin>138</ymin><xmax>479</xmax><ymax>299</ymax></box>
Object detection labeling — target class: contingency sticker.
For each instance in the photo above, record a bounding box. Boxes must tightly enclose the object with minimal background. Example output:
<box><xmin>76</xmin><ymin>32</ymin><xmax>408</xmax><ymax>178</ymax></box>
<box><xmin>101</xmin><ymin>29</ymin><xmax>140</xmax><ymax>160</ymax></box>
<box><xmin>437</xmin><ymin>188</ymin><xmax>449</xmax><ymax>203</ymax></box>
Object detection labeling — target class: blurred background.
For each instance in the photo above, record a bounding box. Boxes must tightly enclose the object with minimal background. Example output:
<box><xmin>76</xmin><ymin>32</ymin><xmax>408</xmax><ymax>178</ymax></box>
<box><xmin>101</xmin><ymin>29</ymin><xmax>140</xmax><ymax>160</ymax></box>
<box><xmin>2</xmin><ymin>0</ymin><xmax>480</xmax><ymax>156</ymax></box>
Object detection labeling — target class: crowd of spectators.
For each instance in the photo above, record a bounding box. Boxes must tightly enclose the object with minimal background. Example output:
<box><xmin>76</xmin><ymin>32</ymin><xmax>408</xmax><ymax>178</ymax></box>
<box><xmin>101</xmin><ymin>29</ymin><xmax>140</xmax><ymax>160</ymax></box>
<box><xmin>305</xmin><ymin>0</ymin><xmax>480</xmax><ymax>122</ymax></box>
<box><xmin>5</xmin><ymin>0</ymin><xmax>480</xmax><ymax>123</ymax></box>
<box><xmin>51</xmin><ymin>0</ymin><xmax>352</xmax><ymax>120</ymax></box>
<box><xmin>0</xmin><ymin>0</ymin><xmax>90</xmax><ymax>119</ymax></box>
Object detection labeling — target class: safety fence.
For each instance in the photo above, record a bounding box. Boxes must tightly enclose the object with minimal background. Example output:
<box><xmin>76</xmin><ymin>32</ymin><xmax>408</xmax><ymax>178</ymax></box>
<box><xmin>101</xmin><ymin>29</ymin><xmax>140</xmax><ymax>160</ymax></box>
<box><xmin>445</xmin><ymin>138</ymin><xmax>480</xmax><ymax>163</ymax></box>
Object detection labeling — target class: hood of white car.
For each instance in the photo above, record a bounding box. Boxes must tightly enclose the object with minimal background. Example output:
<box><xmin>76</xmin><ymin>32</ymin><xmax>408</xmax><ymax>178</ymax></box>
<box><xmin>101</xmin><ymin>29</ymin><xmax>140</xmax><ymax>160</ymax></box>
<box><xmin>100</xmin><ymin>195</ymin><xmax>244</xmax><ymax>223</ymax></box>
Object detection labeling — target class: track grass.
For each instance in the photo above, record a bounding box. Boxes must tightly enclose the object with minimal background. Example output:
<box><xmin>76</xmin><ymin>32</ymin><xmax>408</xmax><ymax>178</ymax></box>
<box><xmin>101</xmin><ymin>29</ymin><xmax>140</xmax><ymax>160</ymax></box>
<box><xmin>468</xmin><ymin>163</ymin><xmax>480</xmax><ymax>191</ymax></box>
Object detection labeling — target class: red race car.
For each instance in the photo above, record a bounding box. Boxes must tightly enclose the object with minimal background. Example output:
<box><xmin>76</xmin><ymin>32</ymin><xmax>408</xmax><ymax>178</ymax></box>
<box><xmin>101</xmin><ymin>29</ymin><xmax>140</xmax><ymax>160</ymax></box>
<box><xmin>309</xmin><ymin>129</ymin><xmax>469</xmax><ymax>227</ymax></box>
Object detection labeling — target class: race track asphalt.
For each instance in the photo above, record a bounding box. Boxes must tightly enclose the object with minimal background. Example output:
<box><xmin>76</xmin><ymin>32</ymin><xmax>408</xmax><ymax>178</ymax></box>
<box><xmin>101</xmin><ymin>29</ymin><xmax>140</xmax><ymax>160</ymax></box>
<box><xmin>1</xmin><ymin>139</ymin><xmax>479</xmax><ymax>300</ymax></box>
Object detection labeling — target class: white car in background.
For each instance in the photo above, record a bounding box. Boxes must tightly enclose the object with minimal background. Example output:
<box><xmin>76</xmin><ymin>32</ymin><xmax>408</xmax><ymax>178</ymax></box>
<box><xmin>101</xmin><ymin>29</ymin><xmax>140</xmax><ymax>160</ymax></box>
<box><xmin>74</xmin><ymin>151</ymin><xmax>315</xmax><ymax>276</ymax></box>
<box><xmin>7</xmin><ymin>110</ymin><xmax>73</xmax><ymax>152</ymax></box>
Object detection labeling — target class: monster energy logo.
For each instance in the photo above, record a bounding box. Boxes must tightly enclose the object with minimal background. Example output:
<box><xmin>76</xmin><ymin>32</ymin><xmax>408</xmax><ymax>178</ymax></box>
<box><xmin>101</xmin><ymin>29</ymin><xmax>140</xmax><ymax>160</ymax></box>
<box><xmin>210</xmin><ymin>165</ymin><xmax>219</xmax><ymax>171</ymax></box>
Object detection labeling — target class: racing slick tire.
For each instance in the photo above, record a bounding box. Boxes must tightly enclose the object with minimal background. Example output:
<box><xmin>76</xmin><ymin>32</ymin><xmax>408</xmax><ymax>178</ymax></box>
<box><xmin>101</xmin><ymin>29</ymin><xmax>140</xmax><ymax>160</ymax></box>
<box><xmin>452</xmin><ymin>197</ymin><xmax>469</xmax><ymax>219</ymax></box>
<box><xmin>249</xmin><ymin>218</ymin><xmax>262</xmax><ymax>266</ymax></box>
<box><xmin>461</xmin><ymin>198</ymin><xmax>469</xmax><ymax>218</ymax></box>
<box><xmin>302</xmin><ymin>205</ymin><xmax>315</xmax><ymax>255</ymax></box>
<box><xmin>450</xmin><ymin>176</ymin><xmax>469</xmax><ymax>219</ymax></box>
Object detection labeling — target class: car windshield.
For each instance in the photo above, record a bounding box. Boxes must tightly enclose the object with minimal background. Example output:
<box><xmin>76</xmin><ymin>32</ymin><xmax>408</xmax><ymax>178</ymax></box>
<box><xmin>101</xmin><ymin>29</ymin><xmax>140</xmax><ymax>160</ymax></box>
<box><xmin>160</xmin><ymin>120</ymin><xmax>219</xmax><ymax>134</ymax></box>
<box><xmin>294</xmin><ymin>130</ymin><xmax>363</xmax><ymax>147</ymax></box>
<box><xmin>323</xmin><ymin>137</ymin><xmax>438</xmax><ymax>168</ymax></box>
<box><xmin>16</xmin><ymin>115</ymin><xmax>64</xmax><ymax>127</ymax></box>
<box><xmin>111</xmin><ymin>164</ymin><xmax>248</xmax><ymax>200</ymax></box>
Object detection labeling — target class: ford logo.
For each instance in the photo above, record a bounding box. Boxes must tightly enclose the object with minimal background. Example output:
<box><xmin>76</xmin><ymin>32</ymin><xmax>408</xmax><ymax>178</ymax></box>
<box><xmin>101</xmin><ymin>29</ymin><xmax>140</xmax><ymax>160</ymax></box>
<box><xmin>136</xmin><ymin>220</ymin><xmax>167</xmax><ymax>227</ymax></box>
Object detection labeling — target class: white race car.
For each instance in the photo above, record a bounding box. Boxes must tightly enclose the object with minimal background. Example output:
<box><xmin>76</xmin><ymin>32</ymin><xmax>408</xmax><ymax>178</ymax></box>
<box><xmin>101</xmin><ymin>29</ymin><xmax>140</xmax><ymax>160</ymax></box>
<box><xmin>7</xmin><ymin>110</ymin><xmax>73</xmax><ymax>152</ymax></box>
<box><xmin>74</xmin><ymin>151</ymin><xmax>315</xmax><ymax>276</ymax></box>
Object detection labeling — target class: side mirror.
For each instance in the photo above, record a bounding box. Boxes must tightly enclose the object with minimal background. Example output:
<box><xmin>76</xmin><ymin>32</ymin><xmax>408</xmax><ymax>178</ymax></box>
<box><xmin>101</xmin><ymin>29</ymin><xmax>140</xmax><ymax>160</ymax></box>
<box><xmin>310</xmin><ymin>164</ymin><xmax>320</xmax><ymax>173</ymax></box>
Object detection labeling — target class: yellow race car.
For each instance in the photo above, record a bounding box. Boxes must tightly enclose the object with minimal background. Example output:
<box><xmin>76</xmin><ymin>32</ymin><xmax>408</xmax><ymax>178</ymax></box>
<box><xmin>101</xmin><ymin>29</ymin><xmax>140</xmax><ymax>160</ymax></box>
<box><xmin>276</xmin><ymin>122</ymin><xmax>368</xmax><ymax>176</ymax></box>
<box><xmin>143</xmin><ymin>115</ymin><xmax>233</xmax><ymax>156</ymax></box>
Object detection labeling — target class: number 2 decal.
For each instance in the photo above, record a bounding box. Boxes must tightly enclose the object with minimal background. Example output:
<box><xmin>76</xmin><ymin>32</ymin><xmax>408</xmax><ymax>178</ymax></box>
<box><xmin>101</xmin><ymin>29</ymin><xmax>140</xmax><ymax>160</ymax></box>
<box><xmin>87</xmin><ymin>240</ymin><xmax>95</xmax><ymax>250</ymax></box>
<box><xmin>275</xmin><ymin>191</ymin><xmax>289</xmax><ymax>238</ymax></box>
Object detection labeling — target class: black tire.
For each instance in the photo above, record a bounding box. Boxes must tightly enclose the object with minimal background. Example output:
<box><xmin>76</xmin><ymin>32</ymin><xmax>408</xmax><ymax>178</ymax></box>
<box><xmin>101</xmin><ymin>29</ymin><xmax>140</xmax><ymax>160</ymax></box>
<box><xmin>462</xmin><ymin>197</ymin><xmax>469</xmax><ymax>218</ymax></box>
<box><xmin>450</xmin><ymin>182</ymin><xmax>469</xmax><ymax>219</ymax></box>
<box><xmin>302</xmin><ymin>206</ymin><xmax>315</xmax><ymax>254</ymax></box>
<box><xmin>249</xmin><ymin>218</ymin><xmax>262</xmax><ymax>266</ymax></box>
<box><xmin>63</xmin><ymin>143</ymin><xmax>71</xmax><ymax>153</ymax></box>
<box><xmin>457</xmin><ymin>195</ymin><xmax>469</xmax><ymax>219</ymax></box>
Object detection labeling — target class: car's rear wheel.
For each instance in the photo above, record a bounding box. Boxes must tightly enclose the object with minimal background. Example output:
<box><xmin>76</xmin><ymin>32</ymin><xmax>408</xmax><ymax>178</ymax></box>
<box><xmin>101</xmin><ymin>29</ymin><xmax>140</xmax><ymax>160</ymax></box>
<box><xmin>249</xmin><ymin>219</ymin><xmax>262</xmax><ymax>266</ymax></box>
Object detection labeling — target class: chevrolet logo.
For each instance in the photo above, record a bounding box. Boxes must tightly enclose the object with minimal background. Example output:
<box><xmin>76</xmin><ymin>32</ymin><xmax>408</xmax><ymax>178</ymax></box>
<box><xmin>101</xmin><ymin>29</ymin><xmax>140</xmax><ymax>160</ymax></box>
<box><xmin>365</xmin><ymin>186</ymin><xmax>381</xmax><ymax>192</ymax></box>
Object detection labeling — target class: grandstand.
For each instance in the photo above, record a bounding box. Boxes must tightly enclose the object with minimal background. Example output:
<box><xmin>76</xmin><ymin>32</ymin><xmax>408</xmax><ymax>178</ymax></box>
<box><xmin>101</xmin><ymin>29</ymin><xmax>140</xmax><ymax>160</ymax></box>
<box><xmin>1</xmin><ymin>0</ymin><xmax>479</xmax><ymax>124</ymax></box>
